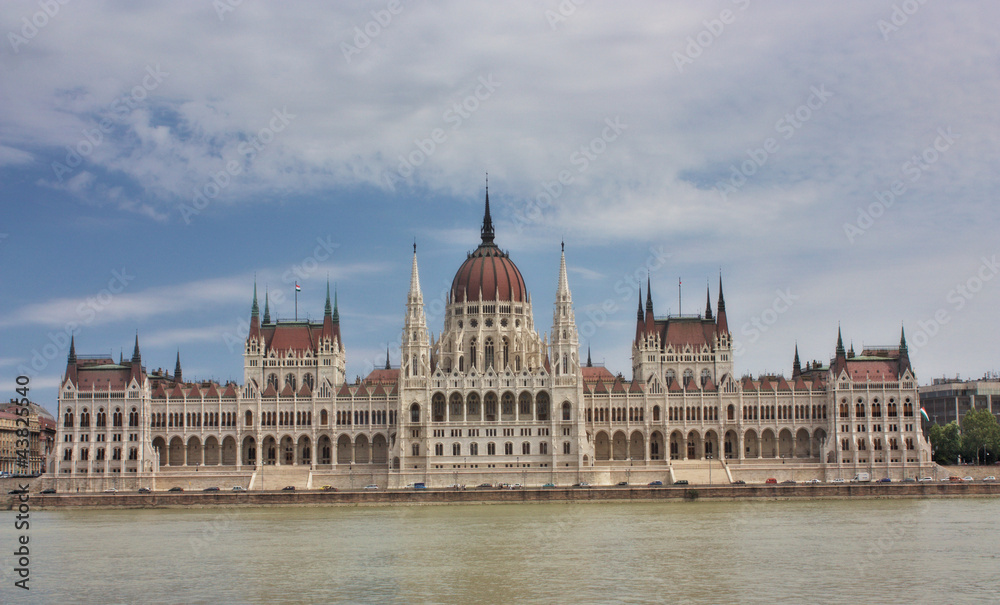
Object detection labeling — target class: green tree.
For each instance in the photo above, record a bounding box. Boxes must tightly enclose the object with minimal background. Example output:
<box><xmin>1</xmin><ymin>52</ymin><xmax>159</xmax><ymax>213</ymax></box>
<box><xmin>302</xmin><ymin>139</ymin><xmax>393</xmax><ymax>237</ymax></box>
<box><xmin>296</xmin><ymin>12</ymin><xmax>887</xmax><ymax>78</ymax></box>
<box><xmin>929</xmin><ymin>421</ymin><xmax>962</xmax><ymax>465</ymax></box>
<box><xmin>960</xmin><ymin>409</ymin><xmax>1000</xmax><ymax>465</ymax></box>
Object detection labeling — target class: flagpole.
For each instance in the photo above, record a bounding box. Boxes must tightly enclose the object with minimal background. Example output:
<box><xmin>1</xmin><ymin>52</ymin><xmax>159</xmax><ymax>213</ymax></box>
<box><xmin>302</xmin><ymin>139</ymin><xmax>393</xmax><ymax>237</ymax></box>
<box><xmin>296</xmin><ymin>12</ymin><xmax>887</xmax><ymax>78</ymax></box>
<box><xmin>295</xmin><ymin>284</ymin><xmax>298</xmax><ymax>321</ymax></box>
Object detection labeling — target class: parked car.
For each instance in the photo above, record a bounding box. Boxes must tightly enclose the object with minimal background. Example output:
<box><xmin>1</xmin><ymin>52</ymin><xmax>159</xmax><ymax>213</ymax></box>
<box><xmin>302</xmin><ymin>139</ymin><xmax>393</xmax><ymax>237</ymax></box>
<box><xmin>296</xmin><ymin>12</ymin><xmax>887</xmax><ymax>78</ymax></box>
<box><xmin>830</xmin><ymin>478</ymin><xmax>846</xmax><ymax>484</ymax></box>
<box><xmin>232</xmin><ymin>486</ymin><xmax>246</xmax><ymax>492</ymax></box>
<box><xmin>203</xmin><ymin>486</ymin><xmax>220</xmax><ymax>492</ymax></box>
<box><xmin>902</xmin><ymin>477</ymin><xmax>917</xmax><ymax>483</ymax></box>
<box><xmin>281</xmin><ymin>485</ymin><xmax>295</xmax><ymax>491</ymax></box>
<box><xmin>805</xmin><ymin>479</ymin><xmax>821</xmax><ymax>484</ymax></box>
<box><xmin>780</xmin><ymin>480</ymin><xmax>796</xmax><ymax>485</ymax></box>
<box><xmin>363</xmin><ymin>484</ymin><xmax>379</xmax><ymax>491</ymax></box>
<box><xmin>476</xmin><ymin>483</ymin><xmax>493</xmax><ymax>489</ymax></box>
<box><xmin>647</xmin><ymin>480</ymin><xmax>663</xmax><ymax>486</ymax></box>
<box><xmin>673</xmin><ymin>479</ymin><xmax>689</xmax><ymax>485</ymax></box>
<box><xmin>732</xmin><ymin>480</ymin><xmax>746</xmax><ymax>485</ymax></box>
<box><xmin>320</xmin><ymin>485</ymin><xmax>336</xmax><ymax>491</ymax></box>
<box><xmin>878</xmin><ymin>477</ymin><xmax>891</xmax><ymax>483</ymax></box>
<box><xmin>918</xmin><ymin>477</ymin><xmax>933</xmax><ymax>482</ymax></box>
<box><xmin>7</xmin><ymin>488</ymin><xmax>27</xmax><ymax>495</ymax></box>
<box><xmin>168</xmin><ymin>486</ymin><xmax>184</xmax><ymax>492</ymax></box>
<box><xmin>765</xmin><ymin>478</ymin><xmax>778</xmax><ymax>484</ymax></box>
<box><xmin>572</xmin><ymin>482</ymin><xmax>591</xmax><ymax>488</ymax></box>
<box><xmin>617</xmin><ymin>481</ymin><xmax>629</xmax><ymax>486</ymax></box>
<box><xmin>948</xmin><ymin>476</ymin><xmax>962</xmax><ymax>482</ymax></box>
<box><xmin>138</xmin><ymin>487</ymin><xmax>151</xmax><ymax>493</ymax></box>
<box><xmin>542</xmin><ymin>482</ymin><xmax>556</xmax><ymax>489</ymax></box>
<box><xmin>103</xmin><ymin>488</ymin><xmax>118</xmax><ymax>493</ymax></box>
<box><xmin>40</xmin><ymin>488</ymin><xmax>57</xmax><ymax>494</ymax></box>
<box><xmin>962</xmin><ymin>476</ymin><xmax>974</xmax><ymax>482</ymax></box>
<box><xmin>982</xmin><ymin>476</ymin><xmax>996</xmax><ymax>482</ymax></box>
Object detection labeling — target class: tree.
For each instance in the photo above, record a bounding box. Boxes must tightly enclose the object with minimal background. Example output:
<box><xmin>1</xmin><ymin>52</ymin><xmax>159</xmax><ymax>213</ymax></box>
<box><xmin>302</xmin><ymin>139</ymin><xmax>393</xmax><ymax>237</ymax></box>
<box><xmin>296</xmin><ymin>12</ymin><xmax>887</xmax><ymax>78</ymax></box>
<box><xmin>960</xmin><ymin>409</ymin><xmax>1000</xmax><ymax>465</ymax></box>
<box><xmin>928</xmin><ymin>421</ymin><xmax>962</xmax><ymax>465</ymax></box>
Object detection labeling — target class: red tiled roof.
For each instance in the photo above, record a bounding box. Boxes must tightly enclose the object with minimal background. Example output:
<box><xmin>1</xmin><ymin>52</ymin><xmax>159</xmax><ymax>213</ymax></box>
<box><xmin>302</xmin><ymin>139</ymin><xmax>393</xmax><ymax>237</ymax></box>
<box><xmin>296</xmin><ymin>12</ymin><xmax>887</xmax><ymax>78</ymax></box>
<box><xmin>582</xmin><ymin>366</ymin><xmax>616</xmax><ymax>382</ymax></box>
<box><xmin>297</xmin><ymin>383</ymin><xmax>312</xmax><ymax>398</ymax></box>
<box><xmin>653</xmin><ymin>317</ymin><xmax>718</xmax><ymax>349</ymax></box>
<box><xmin>702</xmin><ymin>377</ymin><xmax>717</xmax><ymax>392</ymax></box>
<box><xmin>187</xmin><ymin>383</ymin><xmax>202</xmax><ymax>399</ymax></box>
<box><xmin>365</xmin><ymin>368</ymin><xmax>399</xmax><ymax>385</ymax></box>
<box><xmin>337</xmin><ymin>384</ymin><xmax>353</xmax><ymax>398</ymax></box>
<box><xmin>846</xmin><ymin>360</ymin><xmax>899</xmax><ymax>381</ymax></box>
<box><xmin>169</xmin><ymin>384</ymin><xmax>185</xmax><ymax>398</ymax></box>
<box><xmin>371</xmin><ymin>384</ymin><xmax>387</xmax><ymax>397</ymax></box>
<box><xmin>451</xmin><ymin>244</ymin><xmax>527</xmax><ymax>303</ymax></box>
<box><xmin>76</xmin><ymin>366</ymin><xmax>133</xmax><ymax>390</ymax></box>
<box><xmin>628</xmin><ymin>380</ymin><xmax>644</xmax><ymax>393</ymax></box>
<box><xmin>668</xmin><ymin>378</ymin><xmax>684</xmax><ymax>392</ymax></box>
<box><xmin>741</xmin><ymin>376</ymin><xmax>756</xmax><ymax>392</ymax></box>
<box><xmin>222</xmin><ymin>384</ymin><xmax>238</xmax><ymax>398</ymax></box>
<box><xmin>776</xmin><ymin>377</ymin><xmax>791</xmax><ymax>391</ymax></box>
<box><xmin>279</xmin><ymin>383</ymin><xmax>295</xmax><ymax>397</ymax></box>
<box><xmin>152</xmin><ymin>385</ymin><xmax>167</xmax><ymax>399</ymax></box>
<box><xmin>593</xmin><ymin>381</ymin><xmax>608</xmax><ymax>394</ymax></box>
<box><xmin>261</xmin><ymin>383</ymin><xmax>277</xmax><ymax>398</ymax></box>
<box><xmin>204</xmin><ymin>384</ymin><xmax>220</xmax><ymax>399</ymax></box>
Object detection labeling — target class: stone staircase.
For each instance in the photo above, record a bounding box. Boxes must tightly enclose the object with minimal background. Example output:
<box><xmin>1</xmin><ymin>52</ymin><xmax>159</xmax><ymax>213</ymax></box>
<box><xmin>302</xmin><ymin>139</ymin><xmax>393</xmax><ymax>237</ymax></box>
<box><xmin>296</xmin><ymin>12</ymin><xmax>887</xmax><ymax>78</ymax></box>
<box><xmin>252</xmin><ymin>465</ymin><xmax>312</xmax><ymax>491</ymax></box>
<box><xmin>669</xmin><ymin>459</ymin><xmax>732</xmax><ymax>485</ymax></box>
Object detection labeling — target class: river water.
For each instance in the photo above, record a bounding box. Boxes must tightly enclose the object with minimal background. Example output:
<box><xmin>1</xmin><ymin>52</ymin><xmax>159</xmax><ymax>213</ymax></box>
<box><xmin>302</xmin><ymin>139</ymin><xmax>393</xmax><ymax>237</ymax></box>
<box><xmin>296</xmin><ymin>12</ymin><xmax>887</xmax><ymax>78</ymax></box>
<box><xmin>8</xmin><ymin>498</ymin><xmax>1000</xmax><ymax>604</ymax></box>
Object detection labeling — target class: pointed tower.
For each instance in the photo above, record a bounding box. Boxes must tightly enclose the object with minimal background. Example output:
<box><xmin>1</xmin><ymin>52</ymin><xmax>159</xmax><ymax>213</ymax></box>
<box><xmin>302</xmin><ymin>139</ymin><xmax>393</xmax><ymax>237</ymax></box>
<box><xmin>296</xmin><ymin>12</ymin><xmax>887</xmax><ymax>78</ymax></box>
<box><xmin>551</xmin><ymin>241</ymin><xmax>580</xmax><ymax>377</ymax></box>
<box><xmin>716</xmin><ymin>275</ymin><xmax>729</xmax><ymax>335</ymax></box>
<box><xmin>898</xmin><ymin>325</ymin><xmax>911</xmax><ymax>375</ymax></box>
<box><xmin>792</xmin><ymin>344</ymin><xmax>801</xmax><ymax>378</ymax></box>
<box><xmin>65</xmin><ymin>334</ymin><xmax>79</xmax><ymax>386</ymax></box>
<box><xmin>644</xmin><ymin>276</ymin><xmax>656</xmax><ymax>334</ymax></box>
<box><xmin>174</xmin><ymin>351</ymin><xmax>183</xmax><ymax>383</ymax></box>
<box><xmin>587</xmin><ymin>346</ymin><xmax>593</xmax><ymax>368</ymax></box>
<box><xmin>704</xmin><ymin>284</ymin><xmax>714</xmax><ymax>321</ymax></box>
<box><xmin>634</xmin><ymin>289</ymin><xmax>645</xmax><ymax>344</ymax></box>
<box><xmin>249</xmin><ymin>281</ymin><xmax>261</xmax><ymax>342</ymax></box>
<box><xmin>832</xmin><ymin>326</ymin><xmax>848</xmax><ymax>376</ymax></box>
<box><xmin>402</xmin><ymin>242</ymin><xmax>430</xmax><ymax>380</ymax></box>
<box><xmin>68</xmin><ymin>335</ymin><xmax>77</xmax><ymax>364</ymax></box>
<box><xmin>263</xmin><ymin>288</ymin><xmax>271</xmax><ymax>324</ymax></box>
<box><xmin>481</xmin><ymin>177</ymin><xmax>495</xmax><ymax>245</ymax></box>
<box><xmin>130</xmin><ymin>332</ymin><xmax>143</xmax><ymax>383</ymax></box>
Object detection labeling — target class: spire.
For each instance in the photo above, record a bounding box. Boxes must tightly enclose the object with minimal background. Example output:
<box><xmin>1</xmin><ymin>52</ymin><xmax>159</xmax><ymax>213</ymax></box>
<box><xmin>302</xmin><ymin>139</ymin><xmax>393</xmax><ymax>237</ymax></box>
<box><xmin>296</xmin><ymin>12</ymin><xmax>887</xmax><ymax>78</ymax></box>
<box><xmin>251</xmin><ymin>279</ymin><xmax>259</xmax><ymax>317</ymax></box>
<box><xmin>704</xmin><ymin>284</ymin><xmax>714</xmax><ymax>320</ymax></box>
<box><xmin>263</xmin><ymin>288</ymin><xmax>271</xmax><ymax>324</ymax></box>
<box><xmin>68</xmin><ymin>334</ymin><xmax>77</xmax><ymax>364</ymax></box>
<box><xmin>409</xmin><ymin>243</ymin><xmax>424</xmax><ymax>304</ymax></box>
<box><xmin>481</xmin><ymin>175</ymin><xmax>495</xmax><ymax>245</ymax></box>
<box><xmin>836</xmin><ymin>326</ymin><xmax>845</xmax><ymax>356</ymax></box>
<box><xmin>385</xmin><ymin>347</ymin><xmax>391</xmax><ymax>370</ymax></box>
<box><xmin>174</xmin><ymin>351</ymin><xmax>182</xmax><ymax>383</ymax></box>
<box><xmin>556</xmin><ymin>242</ymin><xmax>571</xmax><ymax>301</ymax></box>
<box><xmin>848</xmin><ymin>341</ymin><xmax>855</xmax><ymax>359</ymax></box>
<box><xmin>635</xmin><ymin>288</ymin><xmax>645</xmax><ymax>343</ymax></box>
<box><xmin>716</xmin><ymin>274</ymin><xmax>729</xmax><ymax>334</ymax></box>
<box><xmin>899</xmin><ymin>324</ymin><xmax>911</xmax><ymax>373</ymax></box>
<box><xmin>332</xmin><ymin>286</ymin><xmax>339</xmax><ymax>323</ymax></box>
<box><xmin>131</xmin><ymin>332</ymin><xmax>141</xmax><ymax>363</ymax></box>
<box><xmin>324</xmin><ymin>280</ymin><xmax>332</xmax><ymax>316</ymax></box>
<box><xmin>792</xmin><ymin>343</ymin><xmax>801</xmax><ymax>378</ymax></box>
<box><xmin>645</xmin><ymin>276</ymin><xmax>653</xmax><ymax>315</ymax></box>
<box><xmin>587</xmin><ymin>346</ymin><xmax>592</xmax><ymax>368</ymax></box>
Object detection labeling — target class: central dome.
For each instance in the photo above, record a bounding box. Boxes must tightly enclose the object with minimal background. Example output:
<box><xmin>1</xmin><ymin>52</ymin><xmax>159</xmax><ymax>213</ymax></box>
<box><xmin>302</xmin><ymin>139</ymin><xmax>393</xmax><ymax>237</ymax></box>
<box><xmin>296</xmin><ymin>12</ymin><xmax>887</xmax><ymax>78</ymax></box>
<box><xmin>450</xmin><ymin>185</ymin><xmax>527</xmax><ymax>304</ymax></box>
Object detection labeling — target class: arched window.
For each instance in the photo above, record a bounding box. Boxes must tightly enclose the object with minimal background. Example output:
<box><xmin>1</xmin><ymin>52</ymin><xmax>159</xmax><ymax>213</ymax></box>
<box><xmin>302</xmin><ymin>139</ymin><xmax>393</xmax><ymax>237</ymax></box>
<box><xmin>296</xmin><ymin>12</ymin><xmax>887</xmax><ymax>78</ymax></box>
<box><xmin>128</xmin><ymin>447</ymin><xmax>138</xmax><ymax>460</ymax></box>
<box><xmin>727</xmin><ymin>404</ymin><xmax>735</xmax><ymax>421</ymax></box>
<box><xmin>484</xmin><ymin>392</ymin><xmax>498</xmax><ymax>421</ymax></box>
<box><xmin>469</xmin><ymin>338</ymin><xmax>477</xmax><ymax>369</ymax></box>
<box><xmin>501</xmin><ymin>392</ymin><xmax>514</xmax><ymax>416</ymax></box>
<box><xmin>467</xmin><ymin>392</ymin><xmax>480</xmax><ymax>417</ymax></box>
<box><xmin>410</xmin><ymin>403</ymin><xmax>421</xmax><ymax>423</ymax></box>
<box><xmin>285</xmin><ymin>373</ymin><xmax>296</xmax><ymax>391</ymax></box>
<box><xmin>519</xmin><ymin>392</ymin><xmax>532</xmax><ymax>415</ymax></box>
<box><xmin>562</xmin><ymin>401</ymin><xmax>572</xmax><ymax>421</ymax></box>
<box><xmin>536</xmin><ymin>392</ymin><xmax>549</xmax><ymax>421</ymax></box>
<box><xmin>434</xmin><ymin>443</ymin><xmax>443</xmax><ymax>456</ymax></box>
<box><xmin>452</xmin><ymin>443</ymin><xmax>461</xmax><ymax>456</ymax></box>
<box><xmin>129</xmin><ymin>407</ymin><xmax>139</xmax><ymax>427</ymax></box>
<box><xmin>522</xmin><ymin>442</ymin><xmax>530</xmax><ymax>455</ymax></box>
<box><xmin>504</xmin><ymin>442</ymin><xmax>514</xmax><ymax>455</ymax></box>
<box><xmin>653</xmin><ymin>405</ymin><xmax>661</xmax><ymax>421</ymax></box>
<box><xmin>320</xmin><ymin>409</ymin><xmax>328</xmax><ymax>425</ymax></box>
<box><xmin>267</xmin><ymin>374</ymin><xmax>278</xmax><ymax>389</ymax></box>
<box><xmin>303</xmin><ymin>373</ymin><xmax>314</xmax><ymax>389</ymax></box>
<box><xmin>432</xmin><ymin>393</ymin><xmax>445</xmax><ymax>422</ymax></box>
<box><xmin>487</xmin><ymin>442</ymin><xmax>496</xmax><ymax>456</ymax></box>
<box><xmin>80</xmin><ymin>408</ymin><xmax>90</xmax><ymax>428</ymax></box>
<box><xmin>245</xmin><ymin>410</ymin><xmax>253</xmax><ymax>427</ymax></box>
<box><xmin>113</xmin><ymin>408</ymin><xmax>123</xmax><ymax>427</ymax></box>
<box><xmin>412</xmin><ymin>443</ymin><xmax>420</xmax><ymax>456</ymax></box>
<box><xmin>470</xmin><ymin>442</ymin><xmax>479</xmax><ymax>456</ymax></box>
<box><xmin>484</xmin><ymin>337</ymin><xmax>494</xmax><ymax>370</ymax></box>
<box><xmin>450</xmin><ymin>393</ymin><xmax>463</xmax><ymax>418</ymax></box>
<box><xmin>64</xmin><ymin>408</ymin><xmax>73</xmax><ymax>428</ymax></box>
<box><xmin>96</xmin><ymin>408</ymin><xmax>106</xmax><ymax>428</ymax></box>
<box><xmin>502</xmin><ymin>338</ymin><xmax>510</xmax><ymax>369</ymax></box>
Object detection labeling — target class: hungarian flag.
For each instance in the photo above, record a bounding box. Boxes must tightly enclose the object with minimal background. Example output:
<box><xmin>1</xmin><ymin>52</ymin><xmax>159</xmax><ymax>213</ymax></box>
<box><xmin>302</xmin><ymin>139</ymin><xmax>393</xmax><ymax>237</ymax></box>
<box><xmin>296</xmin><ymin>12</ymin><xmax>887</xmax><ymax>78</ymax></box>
<box><xmin>920</xmin><ymin>408</ymin><xmax>930</xmax><ymax>422</ymax></box>
<box><xmin>295</xmin><ymin>283</ymin><xmax>301</xmax><ymax>292</ymax></box>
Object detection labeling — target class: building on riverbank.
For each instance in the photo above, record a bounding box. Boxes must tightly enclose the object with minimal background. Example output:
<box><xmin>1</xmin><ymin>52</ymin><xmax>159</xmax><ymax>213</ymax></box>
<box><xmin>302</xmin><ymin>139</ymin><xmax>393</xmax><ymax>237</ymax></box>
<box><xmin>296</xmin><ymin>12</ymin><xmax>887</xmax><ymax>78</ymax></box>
<box><xmin>0</xmin><ymin>399</ymin><xmax>56</xmax><ymax>475</ymax></box>
<box><xmin>918</xmin><ymin>376</ymin><xmax>1000</xmax><ymax>426</ymax></box>
<box><xmin>51</xmin><ymin>185</ymin><xmax>935</xmax><ymax>489</ymax></box>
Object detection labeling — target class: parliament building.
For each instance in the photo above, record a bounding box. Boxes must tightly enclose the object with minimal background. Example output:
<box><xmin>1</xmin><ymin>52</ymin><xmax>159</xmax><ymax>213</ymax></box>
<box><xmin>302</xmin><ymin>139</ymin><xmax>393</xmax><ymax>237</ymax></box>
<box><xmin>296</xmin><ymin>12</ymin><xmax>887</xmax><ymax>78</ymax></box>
<box><xmin>51</xmin><ymin>188</ymin><xmax>935</xmax><ymax>490</ymax></box>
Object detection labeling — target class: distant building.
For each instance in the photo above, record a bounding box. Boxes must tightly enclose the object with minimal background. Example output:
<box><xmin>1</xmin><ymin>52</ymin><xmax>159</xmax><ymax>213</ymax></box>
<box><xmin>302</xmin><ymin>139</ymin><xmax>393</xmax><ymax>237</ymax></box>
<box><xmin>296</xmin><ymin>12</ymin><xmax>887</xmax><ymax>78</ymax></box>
<box><xmin>0</xmin><ymin>399</ymin><xmax>56</xmax><ymax>475</ymax></box>
<box><xmin>52</xmin><ymin>185</ymin><xmax>934</xmax><ymax>487</ymax></box>
<box><xmin>918</xmin><ymin>377</ymin><xmax>1000</xmax><ymax>426</ymax></box>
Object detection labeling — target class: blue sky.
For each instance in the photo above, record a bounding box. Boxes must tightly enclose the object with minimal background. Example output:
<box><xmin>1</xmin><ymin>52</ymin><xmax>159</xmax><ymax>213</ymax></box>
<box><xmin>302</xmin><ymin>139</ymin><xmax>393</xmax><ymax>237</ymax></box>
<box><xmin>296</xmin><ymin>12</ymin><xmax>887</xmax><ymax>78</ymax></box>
<box><xmin>2</xmin><ymin>1</ymin><xmax>998</xmax><ymax>414</ymax></box>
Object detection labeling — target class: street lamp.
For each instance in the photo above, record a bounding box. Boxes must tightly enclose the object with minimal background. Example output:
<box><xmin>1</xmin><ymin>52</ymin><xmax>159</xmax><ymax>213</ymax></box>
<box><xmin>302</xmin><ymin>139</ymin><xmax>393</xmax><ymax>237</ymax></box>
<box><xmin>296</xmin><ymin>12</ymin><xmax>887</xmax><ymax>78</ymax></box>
<box><xmin>707</xmin><ymin>454</ymin><xmax>712</xmax><ymax>484</ymax></box>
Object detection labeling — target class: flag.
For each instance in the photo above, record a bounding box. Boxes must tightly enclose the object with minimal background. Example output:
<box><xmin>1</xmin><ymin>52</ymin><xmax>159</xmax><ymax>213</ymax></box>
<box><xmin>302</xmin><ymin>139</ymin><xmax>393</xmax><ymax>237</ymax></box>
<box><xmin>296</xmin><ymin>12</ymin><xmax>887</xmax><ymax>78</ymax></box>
<box><xmin>920</xmin><ymin>407</ymin><xmax>930</xmax><ymax>422</ymax></box>
<box><xmin>295</xmin><ymin>283</ymin><xmax>301</xmax><ymax>292</ymax></box>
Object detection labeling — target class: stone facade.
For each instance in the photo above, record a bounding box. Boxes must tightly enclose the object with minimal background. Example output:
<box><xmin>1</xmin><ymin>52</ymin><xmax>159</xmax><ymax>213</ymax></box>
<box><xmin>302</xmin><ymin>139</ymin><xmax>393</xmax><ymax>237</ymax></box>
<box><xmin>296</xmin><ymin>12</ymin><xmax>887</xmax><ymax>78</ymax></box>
<box><xmin>52</xmin><ymin>188</ymin><xmax>935</xmax><ymax>488</ymax></box>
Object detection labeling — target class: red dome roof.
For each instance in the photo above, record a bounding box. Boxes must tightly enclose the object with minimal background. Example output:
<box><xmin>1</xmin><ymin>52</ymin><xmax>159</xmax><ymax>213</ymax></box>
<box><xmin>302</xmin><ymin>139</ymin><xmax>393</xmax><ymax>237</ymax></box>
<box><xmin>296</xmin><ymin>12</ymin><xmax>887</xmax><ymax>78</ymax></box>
<box><xmin>451</xmin><ymin>244</ymin><xmax>526</xmax><ymax>303</ymax></box>
<box><xmin>451</xmin><ymin>183</ymin><xmax>527</xmax><ymax>303</ymax></box>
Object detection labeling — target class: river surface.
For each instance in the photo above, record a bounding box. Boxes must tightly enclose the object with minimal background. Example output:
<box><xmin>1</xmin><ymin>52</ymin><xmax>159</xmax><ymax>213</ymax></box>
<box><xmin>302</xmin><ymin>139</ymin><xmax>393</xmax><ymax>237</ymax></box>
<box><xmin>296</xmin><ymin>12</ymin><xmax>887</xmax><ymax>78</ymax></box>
<box><xmin>6</xmin><ymin>498</ymin><xmax>1000</xmax><ymax>604</ymax></box>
